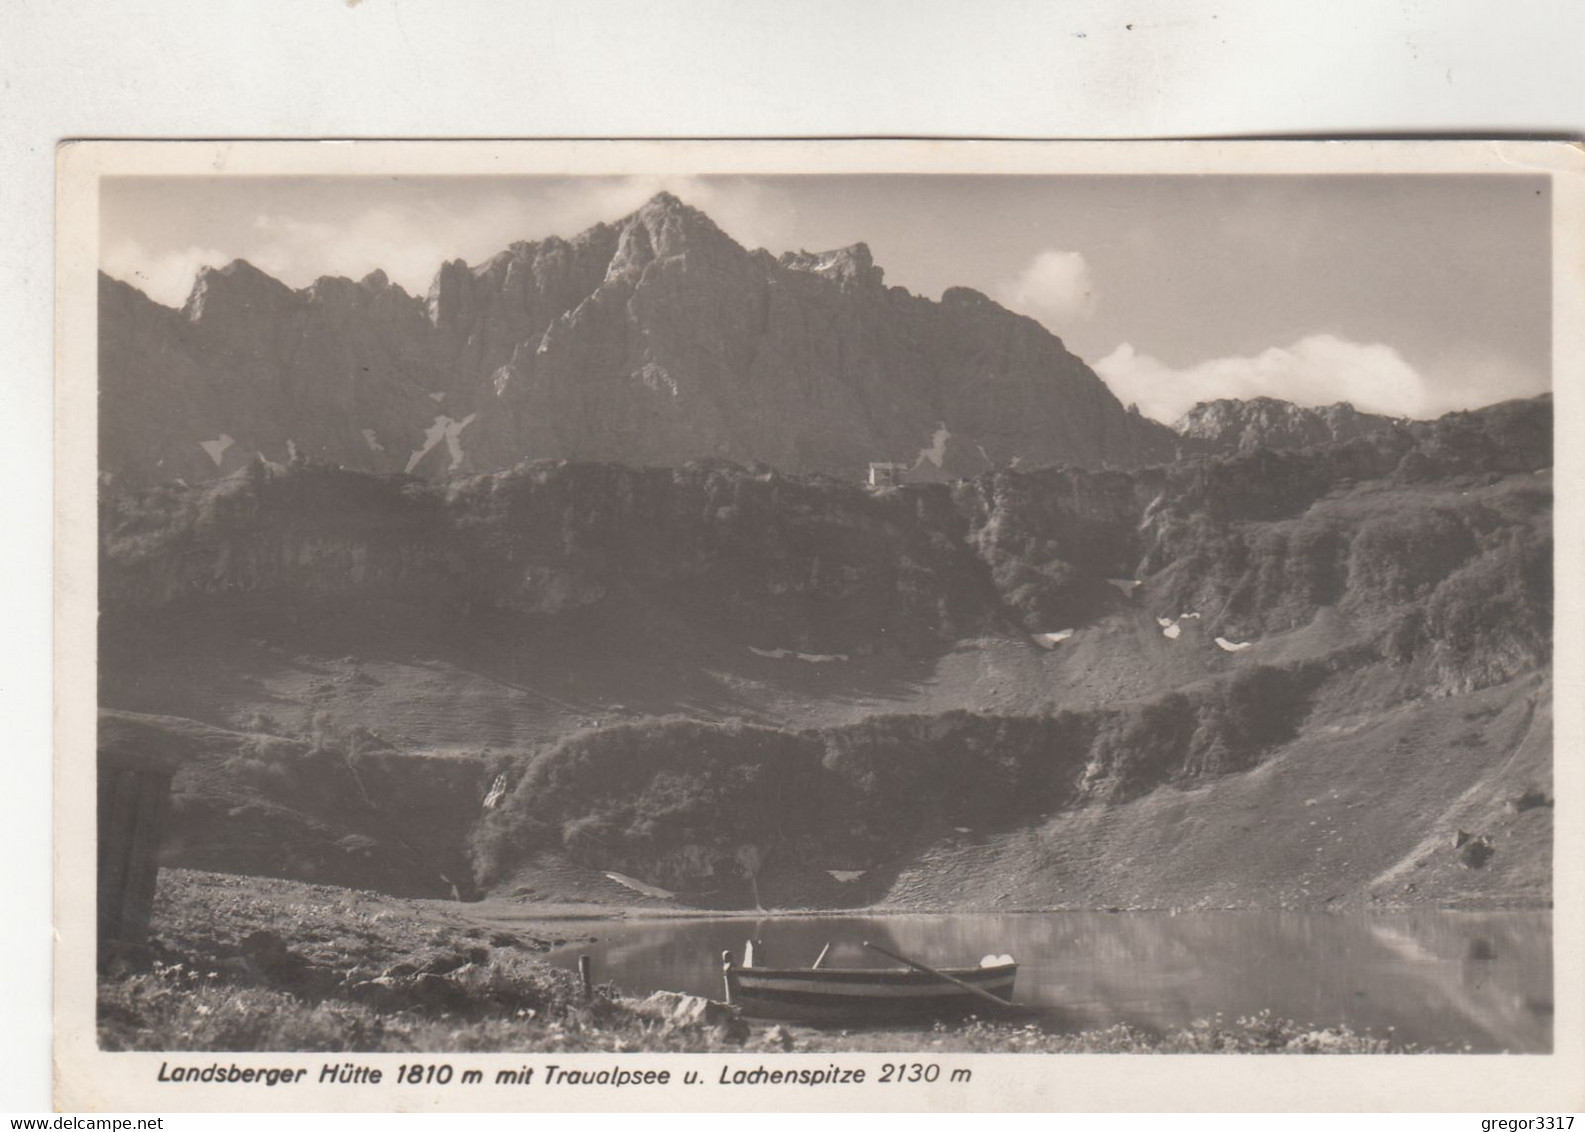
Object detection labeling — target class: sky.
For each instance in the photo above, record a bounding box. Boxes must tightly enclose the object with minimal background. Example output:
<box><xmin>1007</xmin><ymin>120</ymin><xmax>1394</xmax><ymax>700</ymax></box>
<box><xmin>101</xmin><ymin>173</ymin><xmax>1552</xmax><ymax>423</ymax></box>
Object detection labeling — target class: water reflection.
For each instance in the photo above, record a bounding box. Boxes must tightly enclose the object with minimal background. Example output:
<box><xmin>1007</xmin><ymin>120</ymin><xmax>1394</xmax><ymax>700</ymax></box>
<box><xmin>530</xmin><ymin>910</ymin><xmax>1551</xmax><ymax>1052</ymax></box>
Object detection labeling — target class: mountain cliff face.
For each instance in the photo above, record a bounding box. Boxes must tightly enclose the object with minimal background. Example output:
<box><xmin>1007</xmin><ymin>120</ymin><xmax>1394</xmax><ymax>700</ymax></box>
<box><xmin>100</xmin><ymin>193</ymin><xmax>1177</xmax><ymax>489</ymax></box>
<box><xmin>101</xmin><ymin>396</ymin><xmax>1551</xmax><ymax>680</ymax></box>
<box><xmin>100</xmin><ymin>457</ymin><xmax>1005</xmax><ymax>657</ymax></box>
<box><xmin>99</xmin><ymin>263</ymin><xmax>442</xmax><ymax>487</ymax></box>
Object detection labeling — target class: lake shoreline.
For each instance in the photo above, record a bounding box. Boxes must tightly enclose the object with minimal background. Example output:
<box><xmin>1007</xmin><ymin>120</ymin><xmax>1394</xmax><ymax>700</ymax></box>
<box><xmin>452</xmin><ymin>895</ymin><xmax>1554</xmax><ymax>927</ymax></box>
<box><xmin>100</xmin><ymin>871</ymin><xmax>1447</xmax><ymax>1055</ymax></box>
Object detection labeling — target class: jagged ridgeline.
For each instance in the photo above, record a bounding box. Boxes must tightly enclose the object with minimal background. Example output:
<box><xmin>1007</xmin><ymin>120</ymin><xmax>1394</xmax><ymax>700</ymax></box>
<box><xmin>99</xmin><ymin>193</ymin><xmax>1177</xmax><ymax>489</ymax></box>
<box><xmin>99</xmin><ymin>397</ymin><xmax>1552</xmax><ymax>907</ymax></box>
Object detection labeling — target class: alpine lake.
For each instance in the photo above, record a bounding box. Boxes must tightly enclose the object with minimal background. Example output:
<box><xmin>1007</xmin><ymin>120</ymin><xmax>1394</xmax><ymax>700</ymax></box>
<box><xmin>505</xmin><ymin>910</ymin><xmax>1555</xmax><ymax>1052</ymax></box>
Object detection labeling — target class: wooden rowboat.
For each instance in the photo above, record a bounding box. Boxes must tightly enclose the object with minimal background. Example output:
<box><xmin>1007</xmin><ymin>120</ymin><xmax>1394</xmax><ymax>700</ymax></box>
<box><xmin>722</xmin><ymin>942</ymin><xmax>1017</xmax><ymax>1020</ymax></box>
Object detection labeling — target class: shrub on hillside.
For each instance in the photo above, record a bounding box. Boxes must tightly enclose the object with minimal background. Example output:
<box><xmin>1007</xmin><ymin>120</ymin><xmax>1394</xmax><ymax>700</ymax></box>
<box><xmin>1079</xmin><ymin>692</ymin><xmax>1197</xmax><ymax>800</ymax></box>
<box><xmin>1419</xmin><ymin>531</ymin><xmax>1551</xmax><ymax>690</ymax></box>
<box><xmin>817</xmin><ymin>711</ymin><xmax>1093</xmax><ymax>843</ymax></box>
<box><xmin>469</xmin><ymin>718</ymin><xmax>826</xmax><ymax>888</ymax></box>
<box><xmin>1347</xmin><ymin>508</ymin><xmax>1478</xmax><ymax>606</ymax></box>
<box><xmin>1073</xmin><ymin>662</ymin><xmax>1322</xmax><ymax>800</ymax></box>
<box><xmin>472</xmin><ymin>664</ymin><xmax>1327</xmax><ymax>888</ymax></box>
<box><xmin>957</xmin><ymin>468</ymin><xmax>1143</xmax><ymax>630</ymax></box>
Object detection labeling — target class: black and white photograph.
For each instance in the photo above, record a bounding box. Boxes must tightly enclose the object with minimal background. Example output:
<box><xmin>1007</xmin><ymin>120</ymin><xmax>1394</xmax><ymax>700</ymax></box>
<box><xmin>50</xmin><ymin>140</ymin><xmax>1582</xmax><ymax>1111</ymax></box>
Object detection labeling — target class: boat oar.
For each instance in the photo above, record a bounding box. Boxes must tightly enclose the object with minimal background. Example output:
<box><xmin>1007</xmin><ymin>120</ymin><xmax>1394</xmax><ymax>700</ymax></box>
<box><xmin>861</xmin><ymin>940</ymin><xmax>1014</xmax><ymax>1009</ymax></box>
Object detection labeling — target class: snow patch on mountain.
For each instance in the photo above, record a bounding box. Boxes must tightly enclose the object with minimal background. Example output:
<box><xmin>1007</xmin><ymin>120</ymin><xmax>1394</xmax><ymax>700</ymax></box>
<box><xmin>916</xmin><ymin>423</ymin><xmax>950</xmax><ymax>469</ymax></box>
<box><xmin>406</xmin><ymin>414</ymin><xmax>477</xmax><ymax>474</ymax></box>
<box><xmin>749</xmin><ymin>646</ymin><xmax>848</xmax><ymax>663</ymax></box>
<box><xmin>604</xmin><ymin>872</ymin><xmax>674</xmax><ymax>899</ymax></box>
<box><xmin>198</xmin><ymin>434</ymin><xmax>234</xmax><ymax>467</ymax></box>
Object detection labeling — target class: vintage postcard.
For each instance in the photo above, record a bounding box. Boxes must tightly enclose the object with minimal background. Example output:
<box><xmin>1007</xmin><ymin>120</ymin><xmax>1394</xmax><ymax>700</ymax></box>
<box><xmin>54</xmin><ymin>140</ymin><xmax>1584</xmax><ymax>1112</ymax></box>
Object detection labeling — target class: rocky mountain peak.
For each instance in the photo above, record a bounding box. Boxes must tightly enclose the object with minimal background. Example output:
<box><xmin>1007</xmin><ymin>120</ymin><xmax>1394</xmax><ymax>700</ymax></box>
<box><xmin>182</xmin><ymin>258</ymin><xmax>295</xmax><ymax>325</ymax></box>
<box><xmin>644</xmin><ymin>189</ymin><xmax>683</xmax><ymax>209</ymax></box>
<box><xmin>1176</xmin><ymin>397</ymin><xmax>1400</xmax><ymax>456</ymax></box>
<box><xmin>606</xmin><ymin>191</ymin><xmax>740</xmax><ymax>276</ymax></box>
<box><xmin>779</xmin><ymin>243</ymin><xmax>883</xmax><ymax>289</ymax></box>
<box><xmin>939</xmin><ymin>286</ymin><xmax>998</xmax><ymax>309</ymax></box>
<box><xmin>425</xmin><ymin>258</ymin><xmax>473</xmax><ymax>328</ymax></box>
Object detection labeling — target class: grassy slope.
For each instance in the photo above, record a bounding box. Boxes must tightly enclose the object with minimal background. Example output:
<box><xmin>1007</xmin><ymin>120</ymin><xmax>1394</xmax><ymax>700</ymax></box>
<box><xmin>98</xmin><ymin>585</ymin><xmax>1357</xmax><ymax>756</ymax></box>
<box><xmin>879</xmin><ymin>668</ymin><xmax>1550</xmax><ymax>912</ymax></box>
<box><xmin>122</xmin><ymin>645</ymin><xmax>1549</xmax><ymax>913</ymax></box>
<box><xmin>101</xmin><ymin>602</ymin><xmax>1159</xmax><ymax>750</ymax></box>
<box><xmin>102</xmin><ymin>584</ymin><xmax>1550</xmax><ymax>911</ymax></box>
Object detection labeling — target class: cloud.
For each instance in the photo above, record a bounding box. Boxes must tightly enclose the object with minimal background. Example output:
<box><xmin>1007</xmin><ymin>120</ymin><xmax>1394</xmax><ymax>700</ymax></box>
<box><xmin>101</xmin><ymin>238</ymin><xmax>232</xmax><ymax>307</ymax></box>
<box><xmin>244</xmin><ymin>205</ymin><xmax>459</xmax><ymax>293</ymax></box>
<box><xmin>1421</xmin><ymin>342</ymin><xmax>1550</xmax><ymax>409</ymax></box>
<box><xmin>997</xmin><ymin>249</ymin><xmax>1097</xmax><ymax>327</ymax></box>
<box><xmin>1094</xmin><ymin>334</ymin><xmax>1456</xmax><ymax>423</ymax></box>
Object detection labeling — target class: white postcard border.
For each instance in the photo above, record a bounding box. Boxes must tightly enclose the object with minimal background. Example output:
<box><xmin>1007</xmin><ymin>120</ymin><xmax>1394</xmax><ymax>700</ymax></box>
<box><xmin>54</xmin><ymin>138</ymin><xmax>1585</xmax><ymax>1113</ymax></box>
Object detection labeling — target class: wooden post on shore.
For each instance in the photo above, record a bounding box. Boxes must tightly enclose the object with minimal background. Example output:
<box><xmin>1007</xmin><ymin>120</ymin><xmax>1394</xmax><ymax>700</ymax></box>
<box><xmin>97</xmin><ymin>711</ymin><xmax>213</xmax><ymax>969</ymax></box>
<box><xmin>578</xmin><ymin>954</ymin><xmax>594</xmax><ymax>999</ymax></box>
<box><xmin>97</xmin><ymin>763</ymin><xmax>173</xmax><ymax>964</ymax></box>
